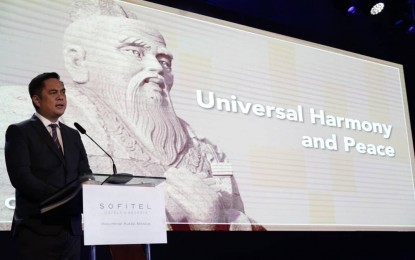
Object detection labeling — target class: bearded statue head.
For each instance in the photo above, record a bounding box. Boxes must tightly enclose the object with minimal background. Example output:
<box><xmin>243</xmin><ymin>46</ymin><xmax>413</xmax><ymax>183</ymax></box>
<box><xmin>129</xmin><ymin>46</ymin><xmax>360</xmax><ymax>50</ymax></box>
<box><xmin>63</xmin><ymin>0</ymin><xmax>188</xmax><ymax>165</ymax></box>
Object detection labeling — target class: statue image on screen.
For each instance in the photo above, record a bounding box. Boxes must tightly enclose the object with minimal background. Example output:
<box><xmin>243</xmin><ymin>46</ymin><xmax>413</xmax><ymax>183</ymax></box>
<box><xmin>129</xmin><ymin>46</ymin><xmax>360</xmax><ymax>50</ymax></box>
<box><xmin>61</xmin><ymin>0</ymin><xmax>263</xmax><ymax>231</ymax></box>
<box><xmin>2</xmin><ymin>0</ymin><xmax>414</xmax><ymax>233</ymax></box>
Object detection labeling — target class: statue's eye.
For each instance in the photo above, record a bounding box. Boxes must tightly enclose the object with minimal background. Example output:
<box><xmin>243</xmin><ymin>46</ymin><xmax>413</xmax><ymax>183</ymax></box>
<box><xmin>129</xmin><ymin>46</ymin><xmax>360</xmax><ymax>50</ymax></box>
<box><xmin>120</xmin><ymin>46</ymin><xmax>145</xmax><ymax>60</ymax></box>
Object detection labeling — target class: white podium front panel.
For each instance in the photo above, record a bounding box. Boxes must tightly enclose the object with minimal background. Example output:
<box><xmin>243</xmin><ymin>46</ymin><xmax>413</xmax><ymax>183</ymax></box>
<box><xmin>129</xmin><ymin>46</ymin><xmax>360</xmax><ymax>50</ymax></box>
<box><xmin>83</xmin><ymin>184</ymin><xmax>167</xmax><ymax>245</ymax></box>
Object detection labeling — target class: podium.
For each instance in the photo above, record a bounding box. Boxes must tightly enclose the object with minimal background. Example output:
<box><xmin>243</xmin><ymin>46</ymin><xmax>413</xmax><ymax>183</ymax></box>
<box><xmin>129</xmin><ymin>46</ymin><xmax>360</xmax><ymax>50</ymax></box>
<box><xmin>40</xmin><ymin>173</ymin><xmax>167</xmax><ymax>260</ymax></box>
<box><xmin>83</xmin><ymin>174</ymin><xmax>167</xmax><ymax>260</ymax></box>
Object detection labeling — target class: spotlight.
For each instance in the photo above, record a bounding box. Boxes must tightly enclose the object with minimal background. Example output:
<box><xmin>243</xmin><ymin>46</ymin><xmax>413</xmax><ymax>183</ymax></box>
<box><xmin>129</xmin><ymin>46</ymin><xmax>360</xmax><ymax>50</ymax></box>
<box><xmin>332</xmin><ymin>0</ymin><xmax>358</xmax><ymax>15</ymax></box>
<box><xmin>370</xmin><ymin>2</ymin><xmax>385</xmax><ymax>15</ymax></box>
<box><xmin>408</xmin><ymin>1</ymin><xmax>415</xmax><ymax>33</ymax></box>
<box><xmin>358</xmin><ymin>1</ymin><xmax>386</xmax><ymax>15</ymax></box>
<box><xmin>348</xmin><ymin>5</ymin><xmax>357</xmax><ymax>14</ymax></box>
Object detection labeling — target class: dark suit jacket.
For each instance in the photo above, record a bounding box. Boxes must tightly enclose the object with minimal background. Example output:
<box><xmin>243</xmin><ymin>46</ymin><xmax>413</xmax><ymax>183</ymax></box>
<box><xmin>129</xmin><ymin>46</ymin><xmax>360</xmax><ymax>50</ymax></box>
<box><xmin>4</xmin><ymin>114</ymin><xmax>92</xmax><ymax>236</ymax></box>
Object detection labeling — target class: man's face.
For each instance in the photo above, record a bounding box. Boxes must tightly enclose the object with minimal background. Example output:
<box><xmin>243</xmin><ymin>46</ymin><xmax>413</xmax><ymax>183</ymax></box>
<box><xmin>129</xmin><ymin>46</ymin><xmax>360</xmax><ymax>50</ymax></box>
<box><xmin>82</xmin><ymin>17</ymin><xmax>174</xmax><ymax>113</ymax></box>
<box><xmin>33</xmin><ymin>78</ymin><xmax>66</xmax><ymax>122</ymax></box>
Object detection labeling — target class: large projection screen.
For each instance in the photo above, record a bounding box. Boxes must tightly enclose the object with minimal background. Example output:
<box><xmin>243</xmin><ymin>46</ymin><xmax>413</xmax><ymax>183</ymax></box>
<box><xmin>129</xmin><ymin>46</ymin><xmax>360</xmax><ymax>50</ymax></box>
<box><xmin>1</xmin><ymin>0</ymin><xmax>414</xmax><ymax>231</ymax></box>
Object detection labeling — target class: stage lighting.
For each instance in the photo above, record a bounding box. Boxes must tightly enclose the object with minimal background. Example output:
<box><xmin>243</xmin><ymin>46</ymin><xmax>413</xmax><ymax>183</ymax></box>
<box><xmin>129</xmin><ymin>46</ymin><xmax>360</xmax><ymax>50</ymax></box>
<box><xmin>348</xmin><ymin>5</ymin><xmax>357</xmax><ymax>14</ymax></box>
<box><xmin>331</xmin><ymin>0</ymin><xmax>357</xmax><ymax>14</ymax></box>
<box><xmin>332</xmin><ymin>0</ymin><xmax>415</xmax><ymax>36</ymax></box>
<box><xmin>409</xmin><ymin>1</ymin><xmax>415</xmax><ymax>33</ymax></box>
<box><xmin>370</xmin><ymin>2</ymin><xmax>385</xmax><ymax>15</ymax></box>
<box><xmin>357</xmin><ymin>0</ymin><xmax>385</xmax><ymax>15</ymax></box>
<box><xmin>333</xmin><ymin>0</ymin><xmax>386</xmax><ymax>15</ymax></box>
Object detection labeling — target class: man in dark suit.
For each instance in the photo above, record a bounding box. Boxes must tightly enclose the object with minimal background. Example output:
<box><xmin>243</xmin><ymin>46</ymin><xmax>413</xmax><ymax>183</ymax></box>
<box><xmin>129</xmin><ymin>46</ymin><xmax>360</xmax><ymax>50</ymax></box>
<box><xmin>4</xmin><ymin>72</ymin><xmax>92</xmax><ymax>260</ymax></box>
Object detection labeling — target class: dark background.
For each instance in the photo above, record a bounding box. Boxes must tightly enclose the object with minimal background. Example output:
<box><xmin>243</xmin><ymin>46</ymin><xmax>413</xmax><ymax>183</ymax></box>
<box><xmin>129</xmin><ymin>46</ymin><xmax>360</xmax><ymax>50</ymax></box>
<box><xmin>2</xmin><ymin>0</ymin><xmax>415</xmax><ymax>259</ymax></box>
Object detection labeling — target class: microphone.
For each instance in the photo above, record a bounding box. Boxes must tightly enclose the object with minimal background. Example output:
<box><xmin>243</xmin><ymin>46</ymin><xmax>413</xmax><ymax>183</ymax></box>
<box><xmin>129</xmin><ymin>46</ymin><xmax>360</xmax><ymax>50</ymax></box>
<box><xmin>74</xmin><ymin>122</ymin><xmax>117</xmax><ymax>175</ymax></box>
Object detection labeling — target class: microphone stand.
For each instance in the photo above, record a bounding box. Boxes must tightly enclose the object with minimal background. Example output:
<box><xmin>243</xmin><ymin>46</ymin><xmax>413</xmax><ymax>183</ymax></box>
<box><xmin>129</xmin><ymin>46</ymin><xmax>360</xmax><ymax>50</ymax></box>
<box><xmin>74</xmin><ymin>122</ymin><xmax>116</xmax><ymax>260</ymax></box>
<box><xmin>84</xmin><ymin>132</ymin><xmax>117</xmax><ymax>175</ymax></box>
<box><xmin>75</xmin><ymin>122</ymin><xmax>149</xmax><ymax>260</ymax></box>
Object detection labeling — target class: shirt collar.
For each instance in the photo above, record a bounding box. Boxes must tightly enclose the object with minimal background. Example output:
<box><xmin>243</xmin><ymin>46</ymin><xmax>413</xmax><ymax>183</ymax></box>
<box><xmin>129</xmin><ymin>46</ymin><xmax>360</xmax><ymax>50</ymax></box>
<box><xmin>35</xmin><ymin>112</ymin><xmax>60</xmax><ymax>128</ymax></box>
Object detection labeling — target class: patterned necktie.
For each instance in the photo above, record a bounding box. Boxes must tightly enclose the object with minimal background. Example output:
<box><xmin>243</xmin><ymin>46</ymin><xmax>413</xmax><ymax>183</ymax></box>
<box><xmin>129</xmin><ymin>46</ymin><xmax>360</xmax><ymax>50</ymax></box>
<box><xmin>49</xmin><ymin>123</ymin><xmax>62</xmax><ymax>153</ymax></box>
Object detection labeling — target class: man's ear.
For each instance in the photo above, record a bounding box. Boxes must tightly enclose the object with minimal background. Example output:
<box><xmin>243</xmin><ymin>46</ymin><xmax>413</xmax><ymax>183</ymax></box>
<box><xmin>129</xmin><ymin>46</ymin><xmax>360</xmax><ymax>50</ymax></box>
<box><xmin>32</xmin><ymin>95</ymin><xmax>41</xmax><ymax>108</ymax></box>
<box><xmin>64</xmin><ymin>45</ymin><xmax>88</xmax><ymax>83</ymax></box>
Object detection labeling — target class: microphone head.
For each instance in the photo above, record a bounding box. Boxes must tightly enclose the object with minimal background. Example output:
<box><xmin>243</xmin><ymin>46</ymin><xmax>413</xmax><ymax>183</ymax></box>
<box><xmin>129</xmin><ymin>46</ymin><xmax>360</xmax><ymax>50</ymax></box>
<box><xmin>74</xmin><ymin>122</ymin><xmax>86</xmax><ymax>134</ymax></box>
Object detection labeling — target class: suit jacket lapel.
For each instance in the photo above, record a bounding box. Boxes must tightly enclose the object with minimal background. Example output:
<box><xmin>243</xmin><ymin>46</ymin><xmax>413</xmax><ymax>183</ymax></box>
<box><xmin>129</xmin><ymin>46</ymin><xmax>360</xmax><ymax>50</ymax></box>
<box><xmin>30</xmin><ymin>114</ymin><xmax>65</xmax><ymax>163</ymax></box>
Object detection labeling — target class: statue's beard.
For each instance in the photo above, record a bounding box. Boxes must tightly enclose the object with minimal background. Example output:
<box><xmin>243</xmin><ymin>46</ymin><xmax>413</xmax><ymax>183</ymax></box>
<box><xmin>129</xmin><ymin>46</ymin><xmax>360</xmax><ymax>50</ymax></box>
<box><xmin>133</xmin><ymin>91</ymin><xmax>188</xmax><ymax>165</ymax></box>
<box><xmin>103</xmin><ymin>78</ymin><xmax>188</xmax><ymax>165</ymax></box>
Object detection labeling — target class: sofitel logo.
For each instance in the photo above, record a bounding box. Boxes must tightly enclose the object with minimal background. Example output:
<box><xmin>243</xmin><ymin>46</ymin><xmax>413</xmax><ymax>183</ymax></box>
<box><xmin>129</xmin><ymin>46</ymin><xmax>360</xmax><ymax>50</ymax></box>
<box><xmin>99</xmin><ymin>203</ymin><xmax>152</xmax><ymax>210</ymax></box>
